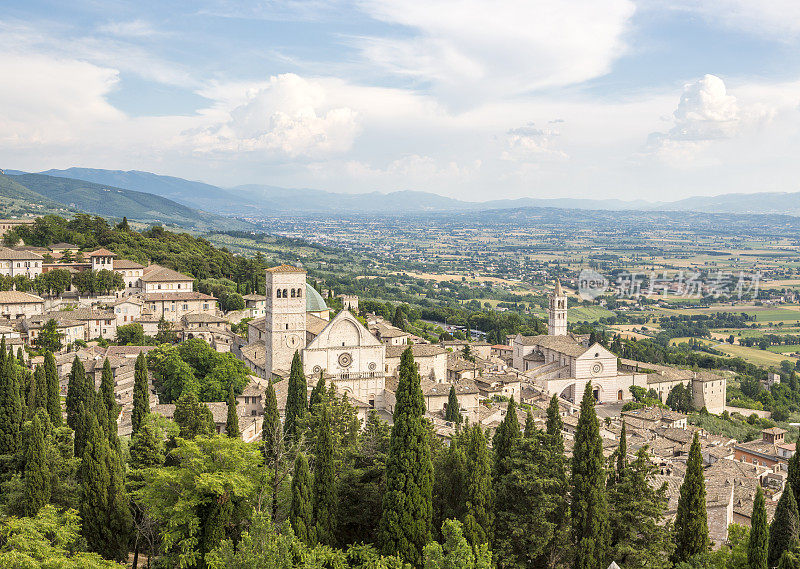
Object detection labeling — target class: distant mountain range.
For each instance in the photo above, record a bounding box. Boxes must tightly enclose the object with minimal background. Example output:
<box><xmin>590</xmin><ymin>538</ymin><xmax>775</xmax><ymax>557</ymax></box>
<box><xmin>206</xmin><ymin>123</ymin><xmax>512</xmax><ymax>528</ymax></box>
<box><xmin>0</xmin><ymin>170</ymin><xmax>252</xmax><ymax>230</ymax></box>
<box><xmin>6</xmin><ymin>166</ymin><xmax>800</xmax><ymax>217</ymax></box>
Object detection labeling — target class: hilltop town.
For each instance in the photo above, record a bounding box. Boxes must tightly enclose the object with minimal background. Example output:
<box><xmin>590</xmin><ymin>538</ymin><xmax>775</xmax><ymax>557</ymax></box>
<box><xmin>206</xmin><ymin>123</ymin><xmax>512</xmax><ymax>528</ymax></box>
<box><xmin>1</xmin><ymin>216</ymin><xmax>794</xmax><ymax>559</ymax></box>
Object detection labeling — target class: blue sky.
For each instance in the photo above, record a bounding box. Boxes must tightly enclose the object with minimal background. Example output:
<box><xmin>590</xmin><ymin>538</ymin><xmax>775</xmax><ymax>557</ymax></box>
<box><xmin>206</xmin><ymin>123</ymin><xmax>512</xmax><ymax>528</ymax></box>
<box><xmin>2</xmin><ymin>0</ymin><xmax>800</xmax><ymax>201</ymax></box>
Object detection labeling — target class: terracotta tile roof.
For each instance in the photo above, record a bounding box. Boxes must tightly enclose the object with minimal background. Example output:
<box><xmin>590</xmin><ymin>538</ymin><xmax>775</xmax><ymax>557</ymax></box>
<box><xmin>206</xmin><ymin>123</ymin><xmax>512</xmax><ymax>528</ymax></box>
<box><xmin>0</xmin><ymin>248</ymin><xmax>43</xmax><ymax>260</ymax></box>
<box><xmin>386</xmin><ymin>344</ymin><xmax>447</xmax><ymax>358</ymax></box>
<box><xmin>141</xmin><ymin>264</ymin><xmax>194</xmax><ymax>282</ymax></box>
<box><xmin>87</xmin><ymin>248</ymin><xmax>116</xmax><ymax>257</ymax></box>
<box><xmin>113</xmin><ymin>259</ymin><xmax>144</xmax><ymax>269</ymax></box>
<box><xmin>266</xmin><ymin>264</ymin><xmax>306</xmax><ymax>273</ymax></box>
<box><xmin>143</xmin><ymin>292</ymin><xmax>215</xmax><ymax>301</ymax></box>
<box><xmin>0</xmin><ymin>291</ymin><xmax>44</xmax><ymax>304</ymax></box>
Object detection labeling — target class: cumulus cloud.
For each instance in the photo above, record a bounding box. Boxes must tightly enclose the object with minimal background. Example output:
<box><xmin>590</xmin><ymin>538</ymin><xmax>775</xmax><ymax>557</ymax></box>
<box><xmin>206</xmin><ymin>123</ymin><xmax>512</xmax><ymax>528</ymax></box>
<box><xmin>355</xmin><ymin>0</ymin><xmax>636</xmax><ymax>97</ymax></box>
<box><xmin>190</xmin><ymin>74</ymin><xmax>360</xmax><ymax>159</ymax></box>
<box><xmin>644</xmin><ymin>74</ymin><xmax>773</xmax><ymax>164</ymax></box>
<box><xmin>502</xmin><ymin>122</ymin><xmax>568</xmax><ymax>162</ymax></box>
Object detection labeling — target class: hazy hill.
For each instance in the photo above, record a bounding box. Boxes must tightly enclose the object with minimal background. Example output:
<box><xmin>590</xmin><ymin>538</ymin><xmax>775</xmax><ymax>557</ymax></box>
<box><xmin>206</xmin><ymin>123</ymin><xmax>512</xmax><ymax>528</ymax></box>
<box><xmin>12</xmin><ymin>166</ymin><xmax>800</xmax><ymax>216</ymax></box>
<box><xmin>6</xmin><ymin>173</ymin><xmax>251</xmax><ymax>230</ymax></box>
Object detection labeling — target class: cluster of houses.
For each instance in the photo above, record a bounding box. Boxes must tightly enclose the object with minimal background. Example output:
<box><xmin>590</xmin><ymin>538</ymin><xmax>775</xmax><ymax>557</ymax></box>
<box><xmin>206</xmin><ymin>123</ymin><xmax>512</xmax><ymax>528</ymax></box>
<box><xmin>2</xmin><ymin>241</ymin><xmax>791</xmax><ymax>546</ymax></box>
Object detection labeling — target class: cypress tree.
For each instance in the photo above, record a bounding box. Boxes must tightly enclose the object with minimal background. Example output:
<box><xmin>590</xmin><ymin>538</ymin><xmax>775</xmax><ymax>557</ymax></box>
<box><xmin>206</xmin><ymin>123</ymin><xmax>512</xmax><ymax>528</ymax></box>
<box><xmin>284</xmin><ymin>351</ymin><xmax>307</xmax><ymax>442</ymax></box>
<box><xmin>613</xmin><ymin>421</ymin><xmax>628</xmax><ymax>485</ymax></box>
<box><xmin>131</xmin><ymin>351</ymin><xmax>149</xmax><ymax>435</ymax></box>
<box><xmin>749</xmin><ymin>485</ymin><xmax>768</xmax><ymax>569</ymax></box>
<box><xmin>463</xmin><ymin>423</ymin><xmax>492</xmax><ymax>546</ymax></box>
<box><xmin>493</xmin><ymin>396</ymin><xmax>521</xmax><ymax>481</ymax></box>
<box><xmin>572</xmin><ymin>382</ymin><xmax>610</xmax><ymax>569</ymax></box>
<box><xmin>262</xmin><ymin>381</ymin><xmax>279</xmax><ymax>460</ymax></box>
<box><xmin>80</xmin><ymin>413</ymin><xmax>133</xmax><ymax>561</ymax></box>
<box><xmin>225</xmin><ymin>383</ymin><xmax>240</xmax><ymax>438</ymax></box>
<box><xmin>524</xmin><ymin>409</ymin><xmax>536</xmax><ymax>437</ymax></box>
<box><xmin>445</xmin><ymin>385</ymin><xmax>461</xmax><ymax>423</ymax></box>
<box><xmin>23</xmin><ymin>412</ymin><xmax>50</xmax><ymax>516</ymax></box>
<box><xmin>379</xmin><ymin>346</ymin><xmax>433</xmax><ymax>566</ymax></box>
<box><xmin>546</xmin><ymin>394</ymin><xmax>564</xmax><ymax>445</ymax></box>
<box><xmin>0</xmin><ymin>347</ymin><xmax>22</xmax><ymax>457</ymax></box>
<box><xmin>44</xmin><ymin>351</ymin><xmax>61</xmax><ymax>426</ymax></box>
<box><xmin>770</xmin><ymin>481</ymin><xmax>800</xmax><ymax>568</ymax></box>
<box><xmin>33</xmin><ymin>365</ymin><xmax>47</xmax><ymax>412</ymax></box>
<box><xmin>66</xmin><ymin>356</ymin><xmax>87</xmax><ymax>430</ymax></box>
<box><xmin>74</xmin><ymin>399</ymin><xmax>91</xmax><ymax>459</ymax></box>
<box><xmin>673</xmin><ymin>432</ymin><xmax>709</xmax><ymax>563</ymax></box>
<box><xmin>17</xmin><ymin>347</ymin><xmax>25</xmax><ymax>367</ymax></box>
<box><xmin>100</xmin><ymin>358</ymin><xmax>119</xmax><ymax>452</ymax></box>
<box><xmin>789</xmin><ymin>448</ymin><xmax>800</xmax><ymax>509</ymax></box>
<box><xmin>290</xmin><ymin>452</ymin><xmax>315</xmax><ymax>545</ymax></box>
<box><xmin>24</xmin><ymin>369</ymin><xmax>36</xmax><ymax>420</ymax></box>
<box><xmin>309</xmin><ymin>372</ymin><xmax>326</xmax><ymax>413</ymax></box>
<box><xmin>313</xmin><ymin>402</ymin><xmax>337</xmax><ymax>545</ymax></box>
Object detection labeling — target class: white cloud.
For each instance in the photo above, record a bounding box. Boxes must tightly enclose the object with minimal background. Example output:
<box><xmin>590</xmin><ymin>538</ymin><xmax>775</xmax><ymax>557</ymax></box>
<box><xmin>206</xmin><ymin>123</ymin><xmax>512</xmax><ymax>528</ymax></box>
<box><xmin>644</xmin><ymin>74</ymin><xmax>774</xmax><ymax>165</ymax></box>
<box><xmin>97</xmin><ymin>20</ymin><xmax>161</xmax><ymax>38</ymax></box>
<box><xmin>502</xmin><ymin>122</ymin><xmax>568</xmax><ymax>162</ymax></box>
<box><xmin>355</xmin><ymin>0</ymin><xmax>636</xmax><ymax>97</ymax></box>
<box><xmin>190</xmin><ymin>74</ymin><xmax>360</xmax><ymax>159</ymax></box>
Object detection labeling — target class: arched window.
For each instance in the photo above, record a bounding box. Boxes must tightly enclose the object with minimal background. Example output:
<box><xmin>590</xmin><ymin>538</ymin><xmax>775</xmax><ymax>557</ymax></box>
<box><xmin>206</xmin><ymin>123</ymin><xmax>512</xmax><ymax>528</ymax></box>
<box><xmin>291</xmin><ymin>289</ymin><xmax>296</xmax><ymax>298</ymax></box>
<box><xmin>276</xmin><ymin>289</ymin><xmax>282</xmax><ymax>298</ymax></box>
<box><xmin>283</xmin><ymin>288</ymin><xmax>288</xmax><ymax>298</ymax></box>
<box><xmin>297</xmin><ymin>288</ymin><xmax>302</xmax><ymax>298</ymax></box>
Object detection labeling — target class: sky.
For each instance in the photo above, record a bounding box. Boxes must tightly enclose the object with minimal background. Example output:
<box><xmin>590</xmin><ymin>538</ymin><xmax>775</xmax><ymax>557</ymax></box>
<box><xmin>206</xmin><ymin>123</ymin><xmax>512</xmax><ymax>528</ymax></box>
<box><xmin>3</xmin><ymin>1</ymin><xmax>800</xmax><ymax>202</ymax></box>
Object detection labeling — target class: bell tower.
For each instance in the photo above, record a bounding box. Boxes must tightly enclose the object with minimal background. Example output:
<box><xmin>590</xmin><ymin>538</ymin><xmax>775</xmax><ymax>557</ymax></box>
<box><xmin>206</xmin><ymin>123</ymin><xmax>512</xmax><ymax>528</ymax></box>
<box><xmin>265</xmin><ymin>265</ymin><xmax>308</xmax><ymax>377</ymax></box>
<box><xmin>548</xmin><ymin>280</ymin><xmax>568</xmax><ymax>336</ymax></box>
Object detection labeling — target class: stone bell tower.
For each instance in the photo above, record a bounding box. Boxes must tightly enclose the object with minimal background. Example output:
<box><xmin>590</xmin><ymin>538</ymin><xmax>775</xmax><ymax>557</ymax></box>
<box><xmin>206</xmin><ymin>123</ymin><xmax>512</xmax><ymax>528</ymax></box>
<box><xmin>548</xmin><ymin>280</ymin><xmax>568</xmax><ymax>336</ymax></box>
<box><xmin>265</xmin><ymin>264</ymin><xmax>307</xmax><ymax>377</ymax></box>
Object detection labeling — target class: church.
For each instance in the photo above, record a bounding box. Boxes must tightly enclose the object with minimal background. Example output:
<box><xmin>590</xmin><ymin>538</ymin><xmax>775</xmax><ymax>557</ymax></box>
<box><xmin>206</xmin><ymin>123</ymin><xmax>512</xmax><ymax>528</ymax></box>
<box><xmin>512</xmin><ymin>281</ymin><xmax>726</xmax><ymax>413</ymax></box>
<box><xmin>247</xmin><ymin>264</ymin><xmax>387</xmax><ymax>409</ymax></box>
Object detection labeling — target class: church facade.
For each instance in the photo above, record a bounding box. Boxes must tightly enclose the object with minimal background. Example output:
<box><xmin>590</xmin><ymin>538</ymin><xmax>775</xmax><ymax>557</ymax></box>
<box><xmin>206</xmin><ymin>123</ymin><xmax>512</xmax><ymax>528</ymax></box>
<box><xmin>511</xmin><ymin>282</ymin><xmax>726</xmax><ymax>413</ymax></box>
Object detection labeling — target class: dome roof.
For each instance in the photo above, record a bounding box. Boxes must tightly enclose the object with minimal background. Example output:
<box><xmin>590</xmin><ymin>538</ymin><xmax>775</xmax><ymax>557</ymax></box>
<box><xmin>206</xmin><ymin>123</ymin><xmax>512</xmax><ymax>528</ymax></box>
<box><xmin>305</xmin><ymin>283</ymin><xmax>328</xmax><ymax>313</ymax></box>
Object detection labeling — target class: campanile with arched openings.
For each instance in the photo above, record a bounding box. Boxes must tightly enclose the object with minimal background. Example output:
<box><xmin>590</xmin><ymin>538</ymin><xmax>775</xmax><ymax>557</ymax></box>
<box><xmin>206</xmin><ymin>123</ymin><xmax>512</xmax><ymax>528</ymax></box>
<box><xmin>548</xmin><ymin>280</ymin><xmax>568</xmax><ymax>336</ymax></box>
<box><xmin>264</xmin><ymin>264</ymin><xmax>308</xmax><ymax>377</ymax></box>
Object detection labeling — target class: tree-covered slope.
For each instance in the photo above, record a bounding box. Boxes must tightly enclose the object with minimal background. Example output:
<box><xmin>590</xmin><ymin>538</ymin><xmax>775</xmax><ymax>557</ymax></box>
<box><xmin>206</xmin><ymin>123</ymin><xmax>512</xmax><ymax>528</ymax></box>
<box><xmin>7</xmin><ymin>173</ymin><xmax>250</xmax><ymax>230</ymax></box>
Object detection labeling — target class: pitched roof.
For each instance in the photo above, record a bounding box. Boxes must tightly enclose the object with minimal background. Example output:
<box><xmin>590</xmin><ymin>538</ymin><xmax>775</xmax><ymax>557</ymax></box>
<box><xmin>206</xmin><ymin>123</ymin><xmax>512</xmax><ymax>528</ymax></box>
<box><xmin>87</xmin><ymin>248</ymin><xmax>115</xmax><ymax>257</ymax></box>
<box><xmin>142</xmin><ymin>292</ymin><xmax>215</xmax><ymax>301</ymax></box>
<box><xmin>0</xmin><ymin>248</ymin><xmax>43</xmax><ymax>260</ymax></box>
<box><xmin>141</xmin><ymin>264</ymin><xmax>194</xmax><ymax>282</ymax></box>
<box><xmin>266</xmin><ymin>264</ymin><xmax>306</xmax><ymax>273</ymax></box>
<box><xmin>386</xmin><ymin>344</ymin><xmax>447</xmax><ymax>358</ymax></box>
<box><xmin>0</xmin><ymin>291</ymin><xmax>44</xmax><ymax>304</ymax></box>
<box><xmin>113</xmin><ymin>259</ymin><xmax>144</xmax><ymax>270</ymax></box>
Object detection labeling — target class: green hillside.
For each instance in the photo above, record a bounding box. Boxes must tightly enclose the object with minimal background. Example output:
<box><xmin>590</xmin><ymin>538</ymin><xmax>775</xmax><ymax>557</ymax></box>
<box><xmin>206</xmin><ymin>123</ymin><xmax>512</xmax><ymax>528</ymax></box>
<box><xmin>7</xmin><ymin>173</ymin><xmax>251</xmax><ymax>231</ymax></box>
<box><xmin>0</xmin><ymin>173</ymin><xmax>69</xmax><ymax>217</ymax></box>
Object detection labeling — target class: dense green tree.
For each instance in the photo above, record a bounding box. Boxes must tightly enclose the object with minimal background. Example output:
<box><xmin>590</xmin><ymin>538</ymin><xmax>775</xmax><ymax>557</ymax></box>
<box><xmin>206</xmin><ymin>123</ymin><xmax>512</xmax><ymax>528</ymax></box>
<box><xmin>0</xmin><ymin>505</ymin><xmax>126</xmax><ymax>568</ymax></box>
<box><xmin>0</xmin><ymin>348</ymin><xmax>22</xmax><ymax>458</ymax></box>
<box><xmin>149</xmin><ymin>346</ymin><xmax>197</xmax><ymax>403</ymax></box>
<box><xmin>174</xmin><ymin>390</ymin><xmax>213</xmax><ymax>439</ymax></box>
<box><xmin>23</xmin><ymin>412</ymin><xmax>51</xmax><ymax>516</ymax></box>
<box><xmin>673</xmin><ymin>432</ymin><xmax>710</xmax><ymax>563</ymax></box>
<box><xmin>80</xmin><ymin>413</ymin><xmax>133</xmax><ymax>562</ymax></box>
<box><xmin>291</xmin><ymin>452</ymin><xmax>315</xmax><ymax>546</ymax></box>
<box><xmin>433</xmin><ymin>437</ymin><xmax>467</xmax><ymax>539</ymax></box>
<box><xmin>666</xmin><ymin>383</ymin><xmax>694</xmax><ymax>413</ymax></box>
<box><xmin>155</xmin><ymin>315</ymin><xmax>174</xmax><ymax>344</ymax></box>
<box><xmin>225</xmin><ymin>383</ymin><xmax>240</xmax><ymax>438</ymax></box>
<box><xmin>32</xmin><ymin>365</ymin><xmax>47</xmax><ymax>413</ymax></box>
<box><xmin>313</xmin><ymin>402</ymin><xmax>337</xmax><ymax>546</ymax></box>
<box><xmin>131</xmin><ymin>352</ymin><xmax>149</xmax><ymax>435</ymax></box>
<box><xmin>116</xmin><ymin>322</ymin><xmax>146</xmax><ymax>345</ymax></box>
<box><xmin>309</xmin><ymin>372</ymin><xmax>326</xmax><ymax>413</ymax></box>
<box><xmin>608</xmin><ymin>447</ymin><xmax>673</xmax><ymax>568</ymax></box>
<box><xmin>44</xmin><ymin>350</ymin><xmax>61</xmax><ymax>426</ymax></box>
<box><xmin>284</xmin><ymin>350</ymin><xmax>307</xmax><ymax>442</ymax></box>
<box><xmin>100</xmin><ymin>358</ymin><xmax>119</xmax><ymax>452</ymax></box>
<box><xmin>611</xmin><ymin>420</ymin><xmax>628</xmax><ymax>486</ymax></box>
<box><xmin>135</xmin><ymin>435</ymin><xmax>262</xmax><ymax>569</ymax></box>
<box><xmin>35</xmin><ymin>318</ymin><xmax>63</xmax><ymax>352</ymax></box>
<box><xmin>463</xmin><ymin>423</ymin><xmax>493</xmax><ymax>548</ymax></box>
<box><xmin>572</xmin><ymin>382</ymin><xmax>610</xmax><ymax>569</ymax></box>
<box><xmin>779</xmin><ymin>542</ymin><xmax>800</xmax><ymax>569</ymax></box>
<box><xmin>392</xmin><ymin>306</ymin><xmax>406</xmax><ymax>331</ymax></box>
<box><xmin>749</xmin><ymin>486</ymin><xmax>768</xmax><ymax>569</ymax></box>
<box><xmin>789</xmin><ymin>448</ymin><xmax>800</xmax><ymax>511</ymax></box>
<box><xmin>337</xmin><ymin>410</ymin><xmax>391</xmax><ymax>547</ymax></box>
<box><xmin>770</xmin><ymin>482</ymin><xmax>800</xmax><ymax>568</ymax></box>
<box><xmin>129</xmin><ymin>415</ymin><xmax>165</xmax><ymax>469</ymax></box>
<box><xmin>445</xmin><ymin>385</ymin><xmax>461</xmax><ymax>423</ymax></box>
<box><xmin>523</xmin><ymin>410</ymin><xmax>536</xmax><ymax>438</ymax></box>
<box><xmin>66</xmin><ymin>355</ymin><xmax>88</xmax><ymax>430</ymax></box>
<box><xmin>262</xmin><ymin>380</ymin><xmax>279</xmax><ymax>461</ymax></box>
<box><xmin>424</xmin><ymin>519</ymin><xmax>493</xmax><ymax>569</ymax></box>
<box><xmin>379</xmin><ymin>346</ymin><xmax>433</xmax><ymax>566</ymax></box>
<box><xmin>493</xmin><ymin>397</ymin><xmax>521</xmax><ymax>483</ymax></box>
